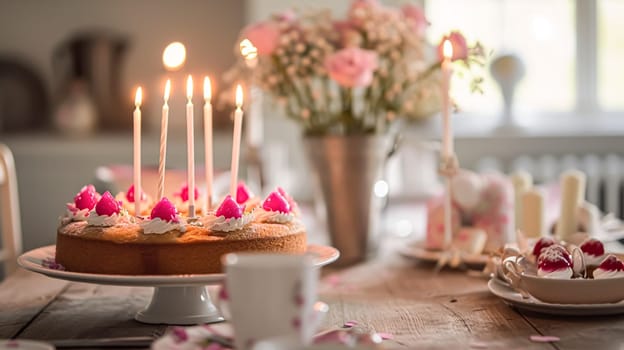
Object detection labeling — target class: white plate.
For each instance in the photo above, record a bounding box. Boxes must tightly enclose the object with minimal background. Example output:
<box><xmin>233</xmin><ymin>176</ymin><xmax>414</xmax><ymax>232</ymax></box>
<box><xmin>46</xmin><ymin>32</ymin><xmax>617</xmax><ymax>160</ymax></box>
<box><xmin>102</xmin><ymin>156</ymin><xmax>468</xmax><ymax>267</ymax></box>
<box><xmin>0</xmin><ymin>340</ymin><xmax>54</xmax><ymax>350</ymax></box>
<box><xmin>18</xmin><ymin>244</ymin><xmax>339</xmax><ymax>287</ymax></box>
<box><xmin>399</xmin><ymin>240</ymin><xmax>489</xmax><ymax>268</ymax></box>
<box><xmin>487</xmin><ymin>278</ymin><xmax>624</xmax><ymax>316</ymax></box>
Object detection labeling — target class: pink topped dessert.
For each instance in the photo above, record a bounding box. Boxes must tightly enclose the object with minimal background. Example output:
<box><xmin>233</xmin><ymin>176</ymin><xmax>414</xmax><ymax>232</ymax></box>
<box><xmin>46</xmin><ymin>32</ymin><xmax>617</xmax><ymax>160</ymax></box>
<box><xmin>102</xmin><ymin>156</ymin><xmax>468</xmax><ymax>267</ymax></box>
<box><xmin>593</xmin><ymin>255</ymin><xmax>624</xmax><ymax>279</ymax></box>
<box><xmin>140</xmin><ymin>198</ymin><xmax>185</xmax><ymax>234</ymax></box>
<box><xmin>74</xmin><ymin>185</ymin><xmax>98</xmax><ymax>211</ymax></box>
<box><xmin>255</xmin><ymin>190</ymin><xmax>297</xmax><ymax>224</ymax></box>
<box><xmin>95</xmin><ymin>191</ymin><xmax>121</xmax><ymax>216</ymax></box>
<box><xmin>236</xmin><ymin>183</ymin><xmax>254</xmax><ymax>204</ymax></box>
<box><xmin>277</xmin><ymin>187</ymin><xmax>300</xmax><ymax>215</ymax></box>
<box><xmin>217</xmin><ymin>195</ymin><xmax>245</xmax><ymax>219</ymax></box>
<box><xmin>263</xmin><ymin>191</ymin><xmax>290</xmax><ymax>213</ymax></box>
<box><xmin>176</xmin><ymin>184</ymin><xmax>200</xmax><ymax>202</ymax></box>
<box><xmin>532</xmin><ymin>237</ymin><xmax>555</xmax><ymax>257</ymax></box>
<box><xmin>151</xmin><ymin>197</ymin><xmax>180</xmax><ymax>223</ymax></box>
<box><xmin>537</xmin><ymin>246</ymin><xmax>574</xmax><ymax>279</ymax></box>
<box><xmin>65</xmin><ymin>185</ymin><xmax>101</xmax><ymax>221</ymax></box>
<box><xmin>580</xmin><ymin>238</ymin><xmax>605</xmax><ymax>266</ymax></box>
<box><xmin>126</xmin><ymin>184</ymin><xmax>147</xmax><ymax>203</ymax></box>
<box><xmin>204</xmin><ymin>195</ymin><xmax>253</xmax><ymax>232</ymax></box>
<box><xmin>115</xmin><ymin>185</ymin><xmax>153</xmax><ymax>216</ymax></box>
<box><xmin>87</xmin><ymin>191</ymin><xmax>130</xmax><ymax>227</ymax></box>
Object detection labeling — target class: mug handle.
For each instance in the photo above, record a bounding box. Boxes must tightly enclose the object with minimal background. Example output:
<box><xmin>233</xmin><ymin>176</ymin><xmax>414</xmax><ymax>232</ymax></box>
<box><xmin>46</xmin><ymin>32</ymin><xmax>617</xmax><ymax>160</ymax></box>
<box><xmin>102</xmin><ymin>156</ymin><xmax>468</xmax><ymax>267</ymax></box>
<box><xmin>502</xmin><ymin>258</ymin><xmax>531</xmax><ymax>299</ymax></box>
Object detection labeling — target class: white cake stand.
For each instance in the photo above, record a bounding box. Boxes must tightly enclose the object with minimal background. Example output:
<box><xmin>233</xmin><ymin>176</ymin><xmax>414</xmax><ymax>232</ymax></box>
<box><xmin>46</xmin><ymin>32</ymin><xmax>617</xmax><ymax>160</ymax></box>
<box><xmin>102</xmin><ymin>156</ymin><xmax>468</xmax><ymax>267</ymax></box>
<box><xmin>18</xmin><ymin>245</ymin><xmax>339</xmax><ymax>325</ymax></box>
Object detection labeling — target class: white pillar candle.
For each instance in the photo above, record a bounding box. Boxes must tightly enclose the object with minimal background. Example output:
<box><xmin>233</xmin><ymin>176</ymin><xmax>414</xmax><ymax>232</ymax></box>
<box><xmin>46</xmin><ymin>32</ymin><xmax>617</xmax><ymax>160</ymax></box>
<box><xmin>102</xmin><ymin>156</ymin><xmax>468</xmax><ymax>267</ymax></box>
<box><xmin>556</xmin><ymin>170</ymin><xmax>587</xmax><ymax>240</ymax></box>
<box><xmin>203</xmin><ymin>76</ymin><xmax>213</xmax><ymax>211</ymax></box>
<box><xmin>158</xmin><ymin>80</ymin><xmax>171</xmax><ymax>200</ymax></box>
<box><xmin>230</xmin><ymin>85</ymin><xmax>244</xmax><ymax>198</ymax></box>
<box><xmin>186</xmin><ymin>75</ymin><xmax>196</xmax><ymax>217</ymax></box>
<box><xmin>511</xmin><ymin>171</ymin><xmax>533</xmax><ymax>231</ymax></box>
<box><xmin>521</xmin><ymin>188</ymin><xmax>544</xmax><ymax>238</ymax></box>
<box><xmin>133</xmin><ymin>87</ymin><xmax>142</xmax><ymax>217</ymax></box>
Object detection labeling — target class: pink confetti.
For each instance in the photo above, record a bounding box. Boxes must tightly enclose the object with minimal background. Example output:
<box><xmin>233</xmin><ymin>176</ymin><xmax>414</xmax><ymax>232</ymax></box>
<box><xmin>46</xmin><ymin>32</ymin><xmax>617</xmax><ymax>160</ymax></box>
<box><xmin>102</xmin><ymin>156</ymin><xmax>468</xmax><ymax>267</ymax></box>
<box><xmin>470</xmin><ymin>341</ymin><xmax>489</xmax><ymax>348</ymax></box>
<box><xmin>343</xmin><ymin>320</ymin><xmax>358</xmax><ymax>328</ymax></box>
<box><xmin>530</xmin><ymin>335</ymin><xmax>560</xmax><ymax>343</ymax></box>
<box><xmin>314</xmin><ymin>330</ymin><xmax>351</xmax><ymax>345</ymax></box>
<box><xmin>377</xmin><ymin>332</ymin><xmax>394</xmax><ymax>340</ymax></box>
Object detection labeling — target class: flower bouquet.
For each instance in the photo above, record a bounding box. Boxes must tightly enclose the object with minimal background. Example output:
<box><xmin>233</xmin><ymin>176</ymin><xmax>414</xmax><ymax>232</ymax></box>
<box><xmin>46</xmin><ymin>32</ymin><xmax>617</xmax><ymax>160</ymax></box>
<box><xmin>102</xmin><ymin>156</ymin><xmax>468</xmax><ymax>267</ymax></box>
<box><xmin>225</xmin><ymin>0</ymin><xmax>485</xmax><ymax>136</ymax></box>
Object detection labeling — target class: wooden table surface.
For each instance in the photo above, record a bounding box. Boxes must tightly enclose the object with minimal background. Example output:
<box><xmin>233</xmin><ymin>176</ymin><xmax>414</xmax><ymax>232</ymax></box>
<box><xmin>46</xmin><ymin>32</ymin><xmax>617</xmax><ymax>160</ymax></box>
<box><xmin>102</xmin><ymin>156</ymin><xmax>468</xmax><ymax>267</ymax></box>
<box><xmin>2</xmin><ymin>240</ymin><xmax>624</xmax><ymax>350</ymax></box>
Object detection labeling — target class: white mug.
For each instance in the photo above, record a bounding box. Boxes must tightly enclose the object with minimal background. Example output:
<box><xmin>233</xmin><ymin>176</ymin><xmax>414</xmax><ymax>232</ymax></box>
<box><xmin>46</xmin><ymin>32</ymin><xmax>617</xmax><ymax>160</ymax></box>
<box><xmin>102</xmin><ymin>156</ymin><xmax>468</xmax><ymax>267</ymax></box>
<box><xmin>220</xmin><ymin>253</ymin><xmax>321</xmax><ymax>350</ymax></box>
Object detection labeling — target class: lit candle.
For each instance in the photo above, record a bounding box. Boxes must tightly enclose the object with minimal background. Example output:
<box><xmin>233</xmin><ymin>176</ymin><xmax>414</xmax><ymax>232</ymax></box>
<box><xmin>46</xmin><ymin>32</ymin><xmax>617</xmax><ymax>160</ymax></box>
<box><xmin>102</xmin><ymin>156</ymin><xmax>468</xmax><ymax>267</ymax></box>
<box><xmin>133</xmin><ymin>87</ymin><xmax>142</xmax><ymax>217</ymax></box>
<box><xmin>521</xmin><ymin>188</ymin><xmax>544</xmax><ymax>238</ymax></box>
<box><xmin>556</xmin><ymin>170</ymin><xmax>586</xmax><ymax>240</ymax></box>
<box><xmin>186</xmin><ymin>75</ymin><xmax>196</xmax><ymax>217</ymax></box>
<box><xmin>441</xmin><ymin>39</ymin><xmax>454</xmax><ymax>248</ymax></box>
<box><xmin>441</xmin><ymin>39</ymin><xmax>454</xmax><ymax>159</ymax></box>
<box><xmin>203</xmin><ymin>76</ymin><xmax>213</xmax><ymax>211</ymax></box>
<box><xmin>230</xmin><ymin>85</ymin><xmax>244</xmax><ymax>197</ymax></box>
<box><xmin>158</xmin><ymin>79</ymin><xmax>171</xmax><ymax>200</ymax></box>
<box><xmin>240</xmin><ymin>39</ymin><xmax>262</xmax><ymax>149</ymax></box>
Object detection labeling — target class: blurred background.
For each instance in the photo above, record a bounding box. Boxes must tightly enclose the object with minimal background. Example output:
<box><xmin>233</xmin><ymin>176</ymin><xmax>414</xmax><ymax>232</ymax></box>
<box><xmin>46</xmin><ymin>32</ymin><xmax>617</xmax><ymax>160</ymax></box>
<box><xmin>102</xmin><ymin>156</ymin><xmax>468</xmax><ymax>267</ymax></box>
<box><xmin>1</xmin><ymin>0</ymin><xmax>623</xmax><ymax>250</ymax></box>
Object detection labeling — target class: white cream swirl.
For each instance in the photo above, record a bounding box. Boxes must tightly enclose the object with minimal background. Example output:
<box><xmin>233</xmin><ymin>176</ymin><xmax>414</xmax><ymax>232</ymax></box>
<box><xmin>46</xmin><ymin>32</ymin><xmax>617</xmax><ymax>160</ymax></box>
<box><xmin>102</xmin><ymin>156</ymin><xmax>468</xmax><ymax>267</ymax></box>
<box><xmin>66</xmin><ymin>206</ymin><xmax>90</xmax><ymax>221</ymax></box>
<box><xmin>254</xmin><ymin>208</ymin><xmax>294</xmax><ymax>224</ymax></box>
<box><xmin>593</xmin><ymin>268</ymin><xmax>624</xmax><ymax>279</ymax></box>
<box><xmin>87</xmin><ymin>212</ymin><xmax>133</xmax><ymax>227</ymax></box>
<box><xmin>537</xmin><ymin>267</ymin><xmax>573</xmax><ymax>279</ymax></box>
<box><xmin>202</xmin><ymin>213</ymin><xmax>252</xmax><ymax>232</ymax></box>
<box><xmin>140</xmin><ymin>217</ymin><xmax>186</xmax><ymax>234</ymax></box>
<box><xmin>583</xmin><ymin>252</ymin><xmax>605</xmax><ymax>266</ymax></box>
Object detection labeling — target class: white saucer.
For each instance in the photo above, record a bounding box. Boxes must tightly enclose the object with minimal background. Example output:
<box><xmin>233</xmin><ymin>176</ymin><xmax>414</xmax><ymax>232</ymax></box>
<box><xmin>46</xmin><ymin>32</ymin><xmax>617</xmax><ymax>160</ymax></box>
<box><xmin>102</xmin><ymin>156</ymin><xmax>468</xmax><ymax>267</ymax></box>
<box><xmin>488</xmin><ymin>278</ymin><xmax>624</xmax><ymax>316</ymax></box>
<box><xmin>399</xmin><ymin>240</ymin><xmax>489</xmax><ymax>268</ymax></box>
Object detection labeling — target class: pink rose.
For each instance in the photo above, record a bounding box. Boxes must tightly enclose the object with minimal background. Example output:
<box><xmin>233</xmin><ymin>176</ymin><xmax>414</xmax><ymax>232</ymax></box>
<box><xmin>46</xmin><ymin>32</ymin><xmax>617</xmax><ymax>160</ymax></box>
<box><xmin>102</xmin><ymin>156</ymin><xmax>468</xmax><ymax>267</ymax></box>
<box><xmin>437</xmin><ymin>31</ymin><xmax>468</xmax><ymax>61</ymax></box>
<box><xmin>242</xmin><ymin>21</ymin><xmax>280</xmax><ymax>56</ymax></box>
<box><xmin>401</xmin><ymin>4</ymin><xmax>428</xmax><ymax>37</ymax></box>
<box><xmin>325</xmin><ymin>48</ymin><xmax>379</xmax><ymax>88</ymax></box>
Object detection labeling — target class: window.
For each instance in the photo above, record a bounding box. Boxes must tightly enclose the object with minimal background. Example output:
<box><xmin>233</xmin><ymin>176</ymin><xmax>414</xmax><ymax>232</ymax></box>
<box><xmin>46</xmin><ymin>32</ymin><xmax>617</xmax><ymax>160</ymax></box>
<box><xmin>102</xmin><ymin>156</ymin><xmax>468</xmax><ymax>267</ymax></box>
<box><xmin>426</xmin><ymin>0</ymin><xmax>617</xmax><ymax>118</ymax></box>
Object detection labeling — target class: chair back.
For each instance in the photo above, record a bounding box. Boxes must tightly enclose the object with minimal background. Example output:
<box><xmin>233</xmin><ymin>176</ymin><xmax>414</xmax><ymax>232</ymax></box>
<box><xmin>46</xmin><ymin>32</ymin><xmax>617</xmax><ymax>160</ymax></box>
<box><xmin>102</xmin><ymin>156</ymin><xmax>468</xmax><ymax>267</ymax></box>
<box><xmin>0</xmin><ymin>144</ymin><xmax>22</xmax><ymax>276</ymax></box>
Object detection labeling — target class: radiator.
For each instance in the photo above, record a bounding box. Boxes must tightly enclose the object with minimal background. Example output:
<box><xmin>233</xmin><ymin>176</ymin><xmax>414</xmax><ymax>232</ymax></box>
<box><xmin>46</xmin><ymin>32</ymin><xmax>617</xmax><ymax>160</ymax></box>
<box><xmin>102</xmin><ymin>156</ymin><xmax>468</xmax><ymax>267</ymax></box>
<box><xmin>475</xmin><ymin>154</ymin><xmax>624</xmax><ymax>218</ymax></box>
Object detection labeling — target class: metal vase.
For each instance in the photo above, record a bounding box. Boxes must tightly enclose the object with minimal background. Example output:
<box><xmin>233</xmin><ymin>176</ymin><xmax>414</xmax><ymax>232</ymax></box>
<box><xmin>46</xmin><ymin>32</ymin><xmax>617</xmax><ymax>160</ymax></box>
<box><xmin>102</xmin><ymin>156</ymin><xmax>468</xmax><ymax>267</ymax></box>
<box><xmin>304</xmin><ymin>135</ymin><xmax>395</xmax><ymax>266</ymax></box>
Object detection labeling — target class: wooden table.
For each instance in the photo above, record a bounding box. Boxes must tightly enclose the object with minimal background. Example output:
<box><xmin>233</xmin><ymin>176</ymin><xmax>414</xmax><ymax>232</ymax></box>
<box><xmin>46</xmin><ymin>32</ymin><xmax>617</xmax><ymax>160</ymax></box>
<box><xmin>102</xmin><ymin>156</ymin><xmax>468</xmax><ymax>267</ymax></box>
<box><xmin>1</xmin><ymin>240</ymin><xmax>624</xmax><ymax>350</ymax></box>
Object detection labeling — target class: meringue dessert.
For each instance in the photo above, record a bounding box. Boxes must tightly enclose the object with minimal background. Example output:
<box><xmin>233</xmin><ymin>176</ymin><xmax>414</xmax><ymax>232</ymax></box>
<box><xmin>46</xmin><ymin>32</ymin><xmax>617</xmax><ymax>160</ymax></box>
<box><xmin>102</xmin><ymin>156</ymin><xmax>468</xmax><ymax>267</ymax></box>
<box><xmin>537</xmin><ymin>245</ymin><xmax>574</xmax><ymax>279</ymax></box>
<box><xmin>593</xmin><ymin>255</ymin><xmax>624</xmax><ymax>279</ymax></box>
<box><xmin>56</xmin><ymin>185</ymin><xmax>307</xmax><ymax>275</ymax></box>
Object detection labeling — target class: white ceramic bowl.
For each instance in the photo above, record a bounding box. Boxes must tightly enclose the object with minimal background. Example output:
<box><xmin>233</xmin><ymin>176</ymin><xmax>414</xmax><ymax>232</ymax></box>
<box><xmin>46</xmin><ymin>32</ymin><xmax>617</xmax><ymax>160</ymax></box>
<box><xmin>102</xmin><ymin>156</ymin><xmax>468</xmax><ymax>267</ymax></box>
<box><xmin>519</xmin><ymin>274</ymin><xmax>624</xmax><ymax>304</ymax></box>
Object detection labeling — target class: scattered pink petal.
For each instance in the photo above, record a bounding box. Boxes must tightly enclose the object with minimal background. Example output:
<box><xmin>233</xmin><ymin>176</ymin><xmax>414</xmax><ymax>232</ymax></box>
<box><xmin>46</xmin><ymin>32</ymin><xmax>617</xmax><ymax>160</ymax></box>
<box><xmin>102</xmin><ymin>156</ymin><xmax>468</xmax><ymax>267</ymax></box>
<box><xmin>343</xmin><ymin>320</ymin><xmax>358</xmax><ymax>328</ymax></box>
<box><xmin>218</xmin><ymin>285</ymin><xmax>229</xmax><ymax>301</ymax></box>
<box><xmin>377</xmin><ymin>332</ymin><xmax>394</xmax><ymax>340</ymax></box>
<box><xmin>470</xmin><ymin>341</ymin><xmax>489</xmax><ymax>348</ymax></box>
<box><xmin>324</xmin><ymin>274</ymin><xmax>342</xmax><ymax>287</ymax></box>
<box><xmin>314</xmin><ymin>330</ymin><xmax>351</xmax><ymax>345</ymax></box>
<box><xmin>530</xmin><ymin>335</ymin><xmax>560</xmax><ymax>343</ymax></box>
<box><xmin>42</xmin><ymin>257</ymin><xmax>65</xmax><ymax>271</ymax></box>
<box><xmin>171</xmin><ymin>327</ymin><xmax>188</xmax><ymax>343</ymax></box>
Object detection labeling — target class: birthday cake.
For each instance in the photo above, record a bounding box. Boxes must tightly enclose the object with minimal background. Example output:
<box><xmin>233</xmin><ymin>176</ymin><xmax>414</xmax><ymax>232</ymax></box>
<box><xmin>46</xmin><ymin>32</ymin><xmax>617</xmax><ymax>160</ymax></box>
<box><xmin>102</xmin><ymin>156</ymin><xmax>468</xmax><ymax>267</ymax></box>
<box><xmin>56</xmin><ymin>183</ymin><xmax>306</xmax><ymax>274</ymax></box>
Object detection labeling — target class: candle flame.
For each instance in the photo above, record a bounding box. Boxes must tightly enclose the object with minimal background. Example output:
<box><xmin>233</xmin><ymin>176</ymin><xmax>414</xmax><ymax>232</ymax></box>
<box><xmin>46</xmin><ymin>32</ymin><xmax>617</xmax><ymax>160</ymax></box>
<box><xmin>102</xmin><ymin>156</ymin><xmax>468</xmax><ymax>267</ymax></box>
<box><xmin>164</xmin><ymin>79</ymin><xmax>171</xmax><ymax>102</ymax></box>
<box><xmin>235</xmin><ymin>84</ymin><xmax>243</xmax><ymax>108</ymax></box>
<box><xmin>442</xmin><ymin>39</ymin><xmax>453</xmax><ymax>60</ymax></box>
<box><xmin>186</xmin><ymin>75</ymin><xmax>193</xmax><ymax>100</ymax></box>
<box><xmin>239</xmin><ymin>39</ymin><xmax>258</xmax><ymax>61</ymax></box>
<box><xmin>135</xmin><ymin>87</ymin><xmax>142</xmax><ymax>107</ymax></box>
<box><xmin>204</xmin><ymin>76</ymin><xmax>212</xmax><ymax>101</ymax></box>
